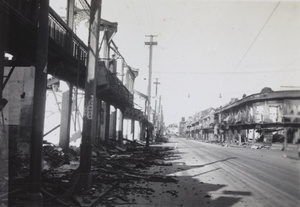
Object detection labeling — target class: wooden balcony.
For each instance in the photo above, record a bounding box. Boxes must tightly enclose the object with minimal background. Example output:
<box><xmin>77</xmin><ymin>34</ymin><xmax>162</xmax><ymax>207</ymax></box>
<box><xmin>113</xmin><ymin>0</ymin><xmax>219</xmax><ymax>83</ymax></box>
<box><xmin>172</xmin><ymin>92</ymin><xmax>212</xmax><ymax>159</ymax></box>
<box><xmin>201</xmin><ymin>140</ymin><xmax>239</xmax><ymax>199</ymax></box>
<box><xmin>97</xmin><ymin>62</ymin><xmax>133</xmax><ymax>109</ymax></box>
<box><xmin>1</xmin><ymin>0</ymin><xmax>134</xmax><ymax>108</ymax></box>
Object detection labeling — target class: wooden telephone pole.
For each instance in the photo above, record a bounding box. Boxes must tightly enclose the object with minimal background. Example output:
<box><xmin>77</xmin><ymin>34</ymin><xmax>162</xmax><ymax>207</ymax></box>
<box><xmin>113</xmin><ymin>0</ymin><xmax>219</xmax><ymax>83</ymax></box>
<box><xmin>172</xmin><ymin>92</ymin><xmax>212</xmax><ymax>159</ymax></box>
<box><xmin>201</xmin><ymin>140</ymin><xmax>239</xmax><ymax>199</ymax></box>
<box><xmin>145</xmin><ymin>35</ymin><xmax>157</xmax><ymax>122</ymax></box>
<box><xmin>153</xmin><ymin>78</ymin><xmax>160</xmax><ymax>126</ymax></box>
<box><xmin>145</xmin><ymin>35</ymin><xmax>157</xmax><ymax>147</ymax></box>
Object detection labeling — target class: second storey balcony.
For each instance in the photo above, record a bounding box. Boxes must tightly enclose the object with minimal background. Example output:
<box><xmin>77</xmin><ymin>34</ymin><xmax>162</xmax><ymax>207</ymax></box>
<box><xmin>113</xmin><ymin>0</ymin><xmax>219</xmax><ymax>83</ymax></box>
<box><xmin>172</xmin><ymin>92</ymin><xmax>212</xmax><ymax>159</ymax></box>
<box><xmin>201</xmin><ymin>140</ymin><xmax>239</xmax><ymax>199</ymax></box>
<box><xmin>2</xmin><ymin>0</ymin><xmax>134</xmax><ymax>109</ymax></box>
<box><xmin>97</xmin><ymin>62</ymin><xmax>133</xmax><ymax>109</ymax></box>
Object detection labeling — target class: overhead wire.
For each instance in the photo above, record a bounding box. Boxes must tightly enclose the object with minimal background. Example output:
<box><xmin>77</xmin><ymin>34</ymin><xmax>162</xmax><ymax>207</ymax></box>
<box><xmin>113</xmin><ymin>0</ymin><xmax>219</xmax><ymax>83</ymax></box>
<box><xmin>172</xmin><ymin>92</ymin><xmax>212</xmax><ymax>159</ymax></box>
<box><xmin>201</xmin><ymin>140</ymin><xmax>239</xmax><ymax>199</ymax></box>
<box><xmin>146</xmin><ymin>0</ymin><xmax>156</xmax><ymax>33</ymax></box>
<box><xmin>143</xmin><ymin>0</ymin><xmax>154</xmax><ymax>33</ymax></box>
<box><xmin>247</xmin><ymin>59</ymin><xmax>299</xmax><ymax>93</ymax></box>
<box><xmin>130</xmin><ymin>0</ymin><xmax>145</xmax><ymax>37</ymax></box>
<box><xmin>222</xmin><ymin>1</ymin><xmax>281</xmax><ymax>86</ymax></box>
<box><xmin>135</xmin><ymin>68</ymin><xmax>297</xmax><ymax>75</ymax></box>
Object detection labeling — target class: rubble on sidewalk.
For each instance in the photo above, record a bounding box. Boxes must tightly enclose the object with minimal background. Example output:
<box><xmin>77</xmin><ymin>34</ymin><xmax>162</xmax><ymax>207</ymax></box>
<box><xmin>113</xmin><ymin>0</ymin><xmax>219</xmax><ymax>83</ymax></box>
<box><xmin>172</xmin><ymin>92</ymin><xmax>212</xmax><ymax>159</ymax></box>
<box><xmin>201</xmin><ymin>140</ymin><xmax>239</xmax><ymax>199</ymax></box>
<box><xmin>5</xmin><ymin>138</ymin><xmax>178</xmax><ymax>207</ymax></box>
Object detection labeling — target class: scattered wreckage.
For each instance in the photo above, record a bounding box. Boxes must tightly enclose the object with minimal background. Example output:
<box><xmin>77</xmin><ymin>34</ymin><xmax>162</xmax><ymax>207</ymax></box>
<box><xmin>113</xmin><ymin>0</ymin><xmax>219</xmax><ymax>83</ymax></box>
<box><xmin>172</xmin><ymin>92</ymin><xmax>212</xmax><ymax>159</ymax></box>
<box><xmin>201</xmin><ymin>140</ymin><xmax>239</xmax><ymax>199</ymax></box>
<box><xmin>2</xmin><ymin>139</ymin><xmax>178</xmax><ymax>206</ymax></box>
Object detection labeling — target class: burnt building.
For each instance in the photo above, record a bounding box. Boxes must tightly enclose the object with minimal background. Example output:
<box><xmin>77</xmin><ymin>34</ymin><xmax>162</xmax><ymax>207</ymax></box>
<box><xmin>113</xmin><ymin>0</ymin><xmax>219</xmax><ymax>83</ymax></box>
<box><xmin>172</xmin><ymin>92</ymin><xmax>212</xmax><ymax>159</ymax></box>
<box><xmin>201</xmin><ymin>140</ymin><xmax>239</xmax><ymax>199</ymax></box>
<box><xmin>214</xmin><ymin>87</ymin><xmax>300</xmax><ymax>147</ymax></box>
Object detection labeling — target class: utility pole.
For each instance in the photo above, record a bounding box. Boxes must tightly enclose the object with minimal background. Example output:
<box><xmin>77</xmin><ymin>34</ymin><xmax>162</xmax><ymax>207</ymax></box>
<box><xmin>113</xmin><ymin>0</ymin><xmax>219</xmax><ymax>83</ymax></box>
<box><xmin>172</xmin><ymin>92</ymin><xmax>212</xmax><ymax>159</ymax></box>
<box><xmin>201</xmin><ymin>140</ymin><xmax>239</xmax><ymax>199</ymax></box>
<box><xmin>153</xmin><ymin>78</ymin><xmax>160</xmax><ymax>126</ymax></box>
<box><xmin>145</xmin><ymin>35</ymin><xmax>157</xmax><ymax>147</ymax></box>
<box><xmin>158</xmin><ymin>96</ymin><xmax>162</xmax><ymax>129</ymax></box>
<box><xmin>145</xmin><ymin>35</ymin><xmax>157</xmax><ymax>122</ymax></box>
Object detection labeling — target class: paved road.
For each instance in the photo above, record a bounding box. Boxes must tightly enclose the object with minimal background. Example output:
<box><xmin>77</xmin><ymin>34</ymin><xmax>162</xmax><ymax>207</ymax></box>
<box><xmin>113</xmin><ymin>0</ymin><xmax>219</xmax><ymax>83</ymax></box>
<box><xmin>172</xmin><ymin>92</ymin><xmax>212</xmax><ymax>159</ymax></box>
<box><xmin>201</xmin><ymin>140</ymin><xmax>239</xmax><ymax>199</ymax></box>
<box><xmin>110</xmin><ymin>137</ymin><xmax>299</xmax><ymax>207</ymax></box>
<box><xmin>167</xmin><ymin>137</ymin><xmax>300</xmax><ymax>207</ymax></box>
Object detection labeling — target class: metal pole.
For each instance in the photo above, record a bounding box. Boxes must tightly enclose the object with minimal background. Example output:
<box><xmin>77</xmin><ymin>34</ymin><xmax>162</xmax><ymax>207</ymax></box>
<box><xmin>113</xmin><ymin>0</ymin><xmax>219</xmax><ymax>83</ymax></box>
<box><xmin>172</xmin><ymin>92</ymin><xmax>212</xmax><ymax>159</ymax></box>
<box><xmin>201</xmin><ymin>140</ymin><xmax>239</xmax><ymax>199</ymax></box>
<box><xmin>28</xmin><ymin>0</ymin><xmax>49</xmax><ymax>205</ymax></box>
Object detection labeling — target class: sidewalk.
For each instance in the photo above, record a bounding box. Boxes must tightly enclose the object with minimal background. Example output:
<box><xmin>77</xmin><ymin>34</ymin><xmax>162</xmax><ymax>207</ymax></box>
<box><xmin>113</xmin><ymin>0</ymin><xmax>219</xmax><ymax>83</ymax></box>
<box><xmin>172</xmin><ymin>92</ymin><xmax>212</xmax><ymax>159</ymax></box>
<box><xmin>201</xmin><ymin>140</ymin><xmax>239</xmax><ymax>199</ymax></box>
<box><xmin>192</xmin><ymin>139</ymin><xmax>300</xmax><ymax>160</ymax></box>
<box><xmin>269</xmin><ymin>143</ymin><xmax>300</xmax><ymax>160</ymax></box>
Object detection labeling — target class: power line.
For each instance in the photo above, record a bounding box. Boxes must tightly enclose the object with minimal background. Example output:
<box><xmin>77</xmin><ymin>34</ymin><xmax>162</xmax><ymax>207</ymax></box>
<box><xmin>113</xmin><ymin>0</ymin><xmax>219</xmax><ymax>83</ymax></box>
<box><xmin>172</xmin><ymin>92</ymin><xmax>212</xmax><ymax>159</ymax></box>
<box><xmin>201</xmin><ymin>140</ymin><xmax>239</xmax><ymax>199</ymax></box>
<box><xmin>224</xmin><ymin>1</ymin><xmax>281</xmax><ymax>83</ymax></box>
<box><xmin>143</xmin><ymin>1</ymin><xmax>153</xmax><ymax>33</ymax></box>
<box><xmin>136</xmin><ymin>69</ymin><xmax>298</xmax><ymax>75</ymax></box>
<box><xmin>130</xmin><ymin>0</ymin><xmax>144</xmax><ymax>36</ymax></box>
<box><xmin>145</xmin><ymin>0</ymin><xmax>156</xmax><ymax>33</ymax></box>
<box><xmin>247</xmin><ymin>59</ymin><xmax>298</xmax><ymax>93</ymax></box>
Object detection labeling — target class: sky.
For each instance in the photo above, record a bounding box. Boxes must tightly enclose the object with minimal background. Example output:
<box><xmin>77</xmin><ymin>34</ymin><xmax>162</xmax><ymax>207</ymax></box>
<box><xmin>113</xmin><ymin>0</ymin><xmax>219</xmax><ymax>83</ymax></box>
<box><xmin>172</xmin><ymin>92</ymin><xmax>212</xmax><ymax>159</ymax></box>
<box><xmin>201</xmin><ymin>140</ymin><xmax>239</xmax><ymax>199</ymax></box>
<box><xmin>51</xmin><ymin>0</ymin><xmax>300</xmax><ymax>126</ymax></box>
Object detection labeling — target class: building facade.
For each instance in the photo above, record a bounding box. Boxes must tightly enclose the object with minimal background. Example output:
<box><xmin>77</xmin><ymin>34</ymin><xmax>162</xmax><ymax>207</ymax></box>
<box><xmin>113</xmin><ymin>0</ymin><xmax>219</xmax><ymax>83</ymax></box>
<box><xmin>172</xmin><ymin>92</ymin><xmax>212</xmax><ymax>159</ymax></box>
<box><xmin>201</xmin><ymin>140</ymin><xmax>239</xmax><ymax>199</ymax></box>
<box><xmin>214</xmin><ymin>88</ymin><xmax>300</xmax><ymax>146</ymax></box>
<box><xmin>182</xmin><ymin>88</ymin><xmax>300</xmax><ymax>147</ymax></box>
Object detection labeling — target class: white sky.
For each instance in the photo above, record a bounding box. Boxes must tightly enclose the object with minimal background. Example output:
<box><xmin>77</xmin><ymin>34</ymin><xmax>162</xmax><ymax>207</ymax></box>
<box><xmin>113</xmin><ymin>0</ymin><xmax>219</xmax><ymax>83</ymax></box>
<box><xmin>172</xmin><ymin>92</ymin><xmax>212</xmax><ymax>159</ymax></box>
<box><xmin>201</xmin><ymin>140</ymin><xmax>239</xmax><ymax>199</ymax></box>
<box><xmin>101</xmin><ymin>0</ymin><xmax>300</xmax><ymax>125</ymax></box>
<box><xmin>51</xmin><ymin>0</ymin><xmax>300</xmax><ymax>126</ymax></box>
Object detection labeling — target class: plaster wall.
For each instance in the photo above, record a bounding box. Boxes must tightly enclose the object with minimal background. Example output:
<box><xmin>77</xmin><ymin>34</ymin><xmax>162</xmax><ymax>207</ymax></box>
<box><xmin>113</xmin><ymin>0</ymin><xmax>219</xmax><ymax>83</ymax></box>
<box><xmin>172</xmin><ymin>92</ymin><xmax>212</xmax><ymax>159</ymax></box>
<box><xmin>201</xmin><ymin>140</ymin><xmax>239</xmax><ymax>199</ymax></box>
<box><xmin>2</xmin><ymin>66</ymin><xmax>35</xmax><ymax>145</ymax></box>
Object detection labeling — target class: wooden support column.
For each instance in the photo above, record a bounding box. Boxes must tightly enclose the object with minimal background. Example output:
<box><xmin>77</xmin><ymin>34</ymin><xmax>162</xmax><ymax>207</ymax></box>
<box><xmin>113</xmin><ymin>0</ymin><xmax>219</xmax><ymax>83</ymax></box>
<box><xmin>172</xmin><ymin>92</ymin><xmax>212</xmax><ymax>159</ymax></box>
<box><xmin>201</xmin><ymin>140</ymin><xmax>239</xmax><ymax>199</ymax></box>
<box><xmin>67</xmin><ymin>0</ymin><xmax>75</xmax><ymax>29</ymax></box>
<box><xmin>99</xmin><ymin>100</ymin><xmax>105</xmax><ymax>142</ymax></box>
<box><xmin>131</xmin><ymin>119</ymin><xmax>135</xmax><ymax>140</ymax></box>
<box><xmin>282</xmin><ymin>128</ymin><xmax>288</xmax><ymax>151</ymax></box>
<box><xmin>252</xmin><ymin>128</ymin><xmax>255</xmax><ymax>144</ymax></box>
<box><xmin>28</xmin><ymin>0</ymin><xmax>49</xmax><ymax>205</ymax></box>
<box><xmin>91</xmin><ymin>68</ymin><xmax>100</xmax><ymax>145</ymax></box>
<box><xmin>140</xmin><ymin>122</ymin><xmax>145</xmax><ymax>141</ymax></box>
<box><xmin>58</xmin><ymin>0</ymin><xmax>75</xmax><ymax>152</ymax></box>
<box><xmin>66</xmin><ymin>0</ymin><xmax>74</xmax><ymax>51</ymax></box>
<box><xmin>146</xmin><ymin>124</ymin><xmax>150</xmax><ymax>147</ymax></box>
<box><xmin>0</xmin><ymin>9</ymin><xmax>4</xmax><ymax>104</ymax></box>
<box><xmin>104</xmin><ymin>103</ymin><xmax>110</xmax><ymax>144</ymax></box>
<box><xmin>238</xmin><ymin>131</ymin><xmax>242</xmax><ymax>146</ymax></box>
<box><xmin>59</xmin><ymin>83</ymin><xmax>73</xmax><ymax>152</ymax></box>
<box><xmin>78</xmin><ymin>0</ymin><xmax>102</xmax><ymax>190</ymax></box>
<box><xmin>102</xmin><ymin>31</ymin><xmax>110</xmax><ymax>69</ymax></box>
<box><xmin>117</xmin><ymin>109</ymin><xmax>124</xmax><ymax>147</ymax></box>
<box><xmin>94</xmin><ymin>97</ymin><xmax>102</xmax><ymax>146</ymax></box>
<box><xmin>112</xmin><ymin>107</ymin><xmax>117</xmax><ymax>141</ymax></box>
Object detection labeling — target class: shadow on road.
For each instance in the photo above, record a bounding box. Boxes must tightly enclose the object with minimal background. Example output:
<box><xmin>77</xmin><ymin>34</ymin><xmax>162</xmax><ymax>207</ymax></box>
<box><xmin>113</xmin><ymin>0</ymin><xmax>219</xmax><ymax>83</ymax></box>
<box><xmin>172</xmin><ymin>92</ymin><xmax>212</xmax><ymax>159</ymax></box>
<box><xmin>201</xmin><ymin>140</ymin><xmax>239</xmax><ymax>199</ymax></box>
<box><xmin>146</xmin><ymin>149</ymin><xmax>249</xmax><ymax>207</ymax></box>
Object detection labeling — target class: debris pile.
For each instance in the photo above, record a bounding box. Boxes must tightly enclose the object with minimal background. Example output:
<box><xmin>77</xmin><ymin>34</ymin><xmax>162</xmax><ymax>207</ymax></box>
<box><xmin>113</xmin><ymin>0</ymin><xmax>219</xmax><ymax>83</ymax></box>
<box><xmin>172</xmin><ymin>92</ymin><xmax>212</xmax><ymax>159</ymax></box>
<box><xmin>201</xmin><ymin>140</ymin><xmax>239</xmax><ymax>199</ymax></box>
<box><xmin>5</xmin><ymin>139</ymin><xmax>178</xmax><ymax>206</ymax></box>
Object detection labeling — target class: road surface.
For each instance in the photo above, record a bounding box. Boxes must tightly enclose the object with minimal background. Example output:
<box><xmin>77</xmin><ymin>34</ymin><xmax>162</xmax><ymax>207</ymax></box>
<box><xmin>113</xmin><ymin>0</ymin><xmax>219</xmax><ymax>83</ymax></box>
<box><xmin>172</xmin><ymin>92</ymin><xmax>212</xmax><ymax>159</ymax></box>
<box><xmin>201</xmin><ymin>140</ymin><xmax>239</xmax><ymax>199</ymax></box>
<box><xmin>110</xmin><ymin>137</ymin><xmax>300</xmax><ymax>207</ymax></box>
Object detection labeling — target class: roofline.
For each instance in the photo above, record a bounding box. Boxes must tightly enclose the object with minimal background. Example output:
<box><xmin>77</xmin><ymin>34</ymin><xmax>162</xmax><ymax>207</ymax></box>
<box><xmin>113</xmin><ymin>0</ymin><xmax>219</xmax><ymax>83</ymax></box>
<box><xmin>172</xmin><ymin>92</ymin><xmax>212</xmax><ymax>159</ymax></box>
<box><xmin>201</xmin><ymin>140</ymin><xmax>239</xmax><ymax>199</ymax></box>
<box><xmin>216</xmin><ymin>90</ymin><xmax>300</xmax><ymax>113</ymax></box>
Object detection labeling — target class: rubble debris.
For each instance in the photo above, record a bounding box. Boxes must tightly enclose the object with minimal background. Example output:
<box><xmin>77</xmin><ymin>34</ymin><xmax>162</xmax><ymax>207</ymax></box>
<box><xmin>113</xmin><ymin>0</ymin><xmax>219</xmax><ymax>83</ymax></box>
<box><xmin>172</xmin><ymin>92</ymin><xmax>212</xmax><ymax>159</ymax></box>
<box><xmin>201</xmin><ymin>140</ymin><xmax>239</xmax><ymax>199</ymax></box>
<box><xmin>43</xmin><ymin>141</ymin><xmax>70</xmax><ymax>169</ymax></box>
<box><xmin>251</xmin><ymin>144</ymin><xmax>263</xmax><ymax>149</ymax></box>
<box><xmin>7</xmin><ymin>139</ymin><xmax>177</xmax><ymax>206</ymax></box>
<box><xmin>166</xmin><ymin>190</ymin><xmax>178</xmax><ymax>197</ymax></box>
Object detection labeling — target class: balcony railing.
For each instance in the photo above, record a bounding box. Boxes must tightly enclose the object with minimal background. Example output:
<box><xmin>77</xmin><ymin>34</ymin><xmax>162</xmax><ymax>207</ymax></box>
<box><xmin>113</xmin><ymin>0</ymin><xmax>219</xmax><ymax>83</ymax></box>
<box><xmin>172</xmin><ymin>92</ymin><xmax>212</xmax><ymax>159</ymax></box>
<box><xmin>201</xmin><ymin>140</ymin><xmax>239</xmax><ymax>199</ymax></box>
<box><xmin>3</xmin><ymin>0</ymin><xmax>133</xmax><ymax>108</ymax></box>
<box><xmin>3</xmin><ymin>0</ymin><xmax>88</xmax><ymax>66</ymax></box>
<box><xmin>105</xmin><ymin>69</ymin><xmax>133</xmax><ymax>106</ymax></box>
<box><xmin>48</xmin><ymin>7</ymin><xmax>88</xmax><ymax>65</ymax></box>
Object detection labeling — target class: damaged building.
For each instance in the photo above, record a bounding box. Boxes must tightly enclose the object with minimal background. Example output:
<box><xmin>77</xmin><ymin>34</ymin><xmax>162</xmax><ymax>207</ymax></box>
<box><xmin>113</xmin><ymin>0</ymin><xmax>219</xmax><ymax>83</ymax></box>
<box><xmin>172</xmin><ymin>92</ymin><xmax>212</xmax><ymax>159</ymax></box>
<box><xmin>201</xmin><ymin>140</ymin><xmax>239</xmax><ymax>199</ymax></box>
<box><xmin>184</xmin><ymin>87</ymin><xmax>300</xmax><ymax>148</ymax></box>
<box><xmin>0</xmin><ymin>0</ymin><xmax>159</xmax><ymax>206</ymax></box>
